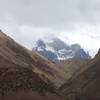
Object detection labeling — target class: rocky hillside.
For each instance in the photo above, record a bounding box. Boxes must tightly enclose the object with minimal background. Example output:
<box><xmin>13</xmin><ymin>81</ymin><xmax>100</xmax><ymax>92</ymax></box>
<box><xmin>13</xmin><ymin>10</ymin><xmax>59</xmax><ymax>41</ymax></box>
<box><xmin>59</xmin><ymin>59</ymin><xmax>89</xmax><ymax>80</ymax></box>
<box><xmin>0</xmin><ymin>67</ymin><xmax>55</xmax><ymax>96</ymax></box>
<box><xmin>0</xmin><ymin>30</ymin><xmax>67</xmax><ymax>100</ymax></box>
<box><xmin>0</xmin><ymin>30</ymin><xmax>98</xmax><ymax>100</ymax></box>
<box><xmin>60</xmin><ymin>49</ymin><xmax>100</xmax><ymax>100</ymax></box>
<box><xmin>0</xmin><ymin>30</ymin><xmax>70</xmax><ymax>88</ymax></box>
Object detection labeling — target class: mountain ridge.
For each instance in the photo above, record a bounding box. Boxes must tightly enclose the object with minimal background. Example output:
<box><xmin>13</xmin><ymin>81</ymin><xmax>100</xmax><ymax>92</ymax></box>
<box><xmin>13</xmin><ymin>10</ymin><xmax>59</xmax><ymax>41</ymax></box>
<box><xmin>32</xmin><ymin>38</ymin><xmax>91</xmax><ymax>62</ymax></box>
<box><xmin>0</xmin><ymin>30</ymin><xmax>70</xmax><ymax>89</ymax></box>
<box><xmin>60</xmin><ymin>49</ymin><xmax>100</xmax><ymax>100</ymax></box>
<box><xmin>0</xmin><ymin>30</ymin><xmax>68</xmax><ymax>100</ymax></box>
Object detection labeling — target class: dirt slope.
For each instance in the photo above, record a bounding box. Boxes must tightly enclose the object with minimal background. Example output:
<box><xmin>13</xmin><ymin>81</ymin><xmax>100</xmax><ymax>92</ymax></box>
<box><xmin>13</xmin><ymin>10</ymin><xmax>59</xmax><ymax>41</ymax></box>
<box><xmin>0</xmin><ymin>30</ymin><xmax>67</xmax><ymax>100</ymax></box>
<box><xmin>60</xmin><ymin>50</ymin><xmax>100</xmax><ymax>100</ymax></box>
<box><xmin>0</xmin><ymin>30</ymin><xmax>69</xmax><ymax>88</ymax></box>
<box><xmin>59</xmin><ymin>59</ymin><xmax>89</xmax><ymax>80</ymax></box>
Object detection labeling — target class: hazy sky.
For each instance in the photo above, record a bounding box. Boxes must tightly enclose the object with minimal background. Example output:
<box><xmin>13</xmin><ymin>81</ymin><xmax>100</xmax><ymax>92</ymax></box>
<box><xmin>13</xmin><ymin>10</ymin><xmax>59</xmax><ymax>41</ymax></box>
<box><xmin>0</xmin><ymin>0</ymin><xmax>100</xmax><ymax>56</ymax></box>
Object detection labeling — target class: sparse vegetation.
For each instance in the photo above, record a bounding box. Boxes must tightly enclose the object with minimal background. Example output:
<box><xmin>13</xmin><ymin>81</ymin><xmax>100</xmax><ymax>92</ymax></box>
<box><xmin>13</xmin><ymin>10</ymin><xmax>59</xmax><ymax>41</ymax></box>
<box><xmin>0</xmin><ymin>67</ymin><xmax>56</xmax><ymax>96</ymax></box>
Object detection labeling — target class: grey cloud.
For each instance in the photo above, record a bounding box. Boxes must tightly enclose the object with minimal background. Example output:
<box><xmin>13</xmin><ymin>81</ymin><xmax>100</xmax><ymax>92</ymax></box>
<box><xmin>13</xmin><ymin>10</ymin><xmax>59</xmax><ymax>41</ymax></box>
<box><xmin>0</xmin><ymin>0</ymin><xmax>100</xmax><ymax>29</ymax></box>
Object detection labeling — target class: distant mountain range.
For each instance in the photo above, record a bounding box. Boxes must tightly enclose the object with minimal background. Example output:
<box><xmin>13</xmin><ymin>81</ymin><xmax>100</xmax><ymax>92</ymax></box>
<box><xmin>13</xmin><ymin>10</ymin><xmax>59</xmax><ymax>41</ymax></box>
<box><xmin>32</xmin><ymin>38</ymin><xmax>91</xmax><ymax>62</ymax></box>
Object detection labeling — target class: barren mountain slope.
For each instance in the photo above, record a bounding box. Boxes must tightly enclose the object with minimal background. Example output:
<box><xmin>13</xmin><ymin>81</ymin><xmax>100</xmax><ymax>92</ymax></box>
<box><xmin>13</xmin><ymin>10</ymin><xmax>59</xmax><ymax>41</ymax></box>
<box><xmin>59</xmin><ymin>59</ymin><xmax>89</xmax><ymax>80</ymax></box>
<box><xmin>60</xmin><ymin>50</ymin><xmax>100</xmax><ymax>100</ymax></box>
<box><xmin>0</xmin><ymin>30</ymin><xmax>69</xmax><ymax>88</ymax></box>
<box><xmin>0</xmin><ymin>31</ymin><xmax>67</xmax><ymax>100</ymax></box>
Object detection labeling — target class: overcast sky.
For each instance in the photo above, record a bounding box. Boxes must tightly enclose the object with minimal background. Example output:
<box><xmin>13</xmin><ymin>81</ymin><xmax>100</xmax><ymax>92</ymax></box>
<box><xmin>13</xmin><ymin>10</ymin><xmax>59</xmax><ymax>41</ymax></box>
<box><xmin>0</xmin><ymin>0</ymin><xmax>100</xmax><ymax>57</ymax></box>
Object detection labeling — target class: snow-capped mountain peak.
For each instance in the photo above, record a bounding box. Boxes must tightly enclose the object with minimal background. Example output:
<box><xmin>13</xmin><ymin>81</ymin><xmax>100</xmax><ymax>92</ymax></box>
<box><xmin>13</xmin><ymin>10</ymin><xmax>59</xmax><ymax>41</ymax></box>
<box><xmin>32</xmin><ymin>38</ymin><xmax>91</xmax><ymax>62</ymax></box>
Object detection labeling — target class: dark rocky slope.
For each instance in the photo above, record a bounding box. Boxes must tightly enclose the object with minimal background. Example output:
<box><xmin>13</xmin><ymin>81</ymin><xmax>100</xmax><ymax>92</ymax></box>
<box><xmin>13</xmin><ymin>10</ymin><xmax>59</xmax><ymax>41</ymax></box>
<box><xmin>0</xmin><ymin>30</ymin><xmax>67</xmax><ymax>100</ymax></box>
<box><xmin>0</xmin><ymin>30</ymin><xmax>68</xmax><ymax>88</ymax></box>
<box><xmin>60</xmin><ymin>50</ymin><xmax>100</xmax><ymax>100</ymax></box>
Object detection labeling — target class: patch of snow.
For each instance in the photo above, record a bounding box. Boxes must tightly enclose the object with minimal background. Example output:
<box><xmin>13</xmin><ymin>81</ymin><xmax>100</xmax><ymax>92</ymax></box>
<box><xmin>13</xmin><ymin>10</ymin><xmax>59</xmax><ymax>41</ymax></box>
<box><xmin>37</xmin><ymin>47</ymin><xmax>44</xmax><ymax>52</ymax></box>
<box><xmin>46</xmin><ymin>45</ymin><xmax>55</xmax><ymax>52</ymax></box>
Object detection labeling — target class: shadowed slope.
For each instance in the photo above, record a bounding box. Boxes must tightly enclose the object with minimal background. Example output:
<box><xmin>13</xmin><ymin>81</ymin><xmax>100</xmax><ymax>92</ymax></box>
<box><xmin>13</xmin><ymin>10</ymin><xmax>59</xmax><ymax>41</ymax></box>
<box><xmin>60</xmin><ymin>50</ymin><xmax>100</xmax><ymax>100</ymax></box>
<box><xmin>0</xmin><ymin>30</ymin><xmax>68</xmax><ymax>100</ymax></box>
<box><xmin>0</xmin><ymin>30</ymin><xmax>68</xmax><ymax>88</ymax></box>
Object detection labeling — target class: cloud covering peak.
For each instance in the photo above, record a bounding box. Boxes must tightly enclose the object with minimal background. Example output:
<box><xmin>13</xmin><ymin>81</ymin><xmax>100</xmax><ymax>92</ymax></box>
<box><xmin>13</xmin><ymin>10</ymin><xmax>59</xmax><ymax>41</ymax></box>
<box><xmin>0</xmin><ymin>0</ymin><xmax>100</xmax><ymax>57</ymax></box>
